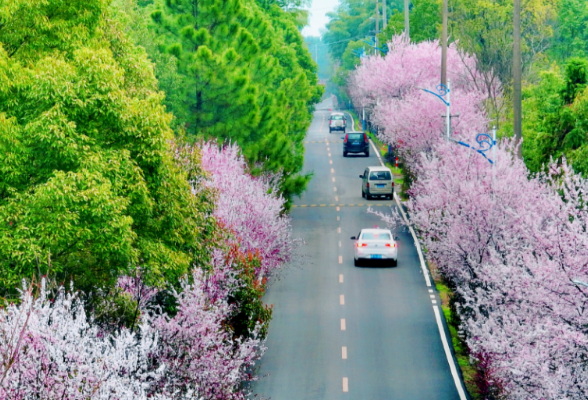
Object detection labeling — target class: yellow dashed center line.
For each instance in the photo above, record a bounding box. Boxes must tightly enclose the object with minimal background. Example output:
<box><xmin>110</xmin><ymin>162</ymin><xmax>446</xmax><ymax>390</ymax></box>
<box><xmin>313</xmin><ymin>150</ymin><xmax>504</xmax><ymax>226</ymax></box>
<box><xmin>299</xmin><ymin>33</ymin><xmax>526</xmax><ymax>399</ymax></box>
<box><xmin>291</xmin><ymin>204</ymin><xmax>389</xmax><ymax>208</ymax></box>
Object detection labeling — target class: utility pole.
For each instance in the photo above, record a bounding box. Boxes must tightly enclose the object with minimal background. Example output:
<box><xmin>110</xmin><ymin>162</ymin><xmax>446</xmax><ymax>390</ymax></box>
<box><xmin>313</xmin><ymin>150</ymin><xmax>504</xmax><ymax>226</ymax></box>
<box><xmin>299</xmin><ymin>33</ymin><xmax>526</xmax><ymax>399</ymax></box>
<box><xmin>513</xmin><ymin>0</ymin><xmax>522</xmax><ymax>157</ymax></box>
<box><xmin>441</xmin><ymin>0</ymin><xmax>448</xmax><ymax>85</ymax></box>
<box><xmin>404</xmin><ymin>0</ymin><xmax>410</xmax><ymax>39</ymax></box>
<box><xmin>375</xmin><ymin>0</ymin><xmax>379</xmax><ymax>52</ymax></box>
<box><xmin>383</xmin><ymin>0</ymin><xmax>387</xmax><ymax>29</ymax></box>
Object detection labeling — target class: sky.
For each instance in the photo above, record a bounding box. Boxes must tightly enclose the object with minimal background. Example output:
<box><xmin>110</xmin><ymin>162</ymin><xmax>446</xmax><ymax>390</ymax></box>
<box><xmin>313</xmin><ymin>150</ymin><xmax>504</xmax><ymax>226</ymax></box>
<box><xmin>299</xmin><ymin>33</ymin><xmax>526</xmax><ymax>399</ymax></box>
<box><xmin>301</xmin><ymin>0</ymin><xmax>340</xmax><ymax>37</ymax></box>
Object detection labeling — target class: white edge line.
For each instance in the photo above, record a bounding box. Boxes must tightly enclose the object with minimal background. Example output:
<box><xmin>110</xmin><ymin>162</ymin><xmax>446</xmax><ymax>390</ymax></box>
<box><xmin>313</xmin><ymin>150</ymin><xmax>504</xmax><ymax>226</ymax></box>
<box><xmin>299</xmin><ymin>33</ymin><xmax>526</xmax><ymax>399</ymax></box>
<box><xmin>344</xmin><ymin>111</ymin><xmax>356</xmax><ymax>131</ymax></box>
<box><xmin>369</xmin><ymin>137</ymin><xmax>466</xmax><ymax>399</ymax></box>
<box><xmin>434</xmin><ymin>306</ymin><xmax>469</xmax><ymax>400</ymax></box>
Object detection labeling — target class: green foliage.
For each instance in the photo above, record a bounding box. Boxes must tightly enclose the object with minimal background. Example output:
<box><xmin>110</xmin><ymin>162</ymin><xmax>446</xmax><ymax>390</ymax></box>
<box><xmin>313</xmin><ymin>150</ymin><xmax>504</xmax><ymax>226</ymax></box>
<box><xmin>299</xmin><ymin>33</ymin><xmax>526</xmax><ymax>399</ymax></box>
<box><xmin>0</xmin><ymin>0</ymin><xmax>217</xmax><ymax>298</ymax></box>
<box><xmin>323</xmin><ymin>0</ymin><xmax>403</xmax><ymax>62</ymax></box>
<box><xmin>227</xmin><ymin>251</ymin><xmax>272</xmax><ymax>339</ymax></box>
<box><xmin>381</xmin><ymin>0</ymin><xmax>441</xmax><ymax>44</ymax></box>
<box><xmin>523</xmin><ymin>59</ymin><xmax>588</xmax><ymax>176</ymax></box>
<box><xmin>551</xmin><ymin>0</ymin><xmax>588</xmax><ymax>61</ymax></box>
<box><xmin>112</xmin><ymin>0</ymin><xmax>321</xmax><ymax>203</ymax></box>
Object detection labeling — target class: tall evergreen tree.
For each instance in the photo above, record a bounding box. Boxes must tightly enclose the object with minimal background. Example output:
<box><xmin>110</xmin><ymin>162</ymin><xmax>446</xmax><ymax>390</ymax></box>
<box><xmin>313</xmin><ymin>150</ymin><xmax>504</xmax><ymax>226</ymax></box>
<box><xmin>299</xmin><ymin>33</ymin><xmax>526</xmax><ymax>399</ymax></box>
<box><xmin>142</xmin><ymin>0</ymin><xmax>322</xmax><ymax>202</ymax></box>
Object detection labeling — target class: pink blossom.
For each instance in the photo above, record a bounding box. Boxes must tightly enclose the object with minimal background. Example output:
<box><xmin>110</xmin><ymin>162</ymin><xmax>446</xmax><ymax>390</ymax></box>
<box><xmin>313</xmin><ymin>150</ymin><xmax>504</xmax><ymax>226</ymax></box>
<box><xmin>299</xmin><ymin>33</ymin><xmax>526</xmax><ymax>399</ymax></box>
<box><xmin>351</xmin><ymin>36</ymin><xmax>588</xmax><ymax>398</ymax></box>
<box><xmin>197</xmin><ymin>142</ymin><xmax>296</xmax><ymax>279</ymax></box>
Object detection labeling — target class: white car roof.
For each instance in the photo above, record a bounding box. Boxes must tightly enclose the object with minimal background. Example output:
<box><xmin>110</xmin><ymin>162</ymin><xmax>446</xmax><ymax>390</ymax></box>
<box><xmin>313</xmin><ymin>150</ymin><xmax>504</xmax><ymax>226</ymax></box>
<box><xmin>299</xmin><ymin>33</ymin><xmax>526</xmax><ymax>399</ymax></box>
<box><xmin>330</xmin><ymin>112</ymin><xmax>344</xmax><ymax>115</ymax></box>
<box><xmin>361</xmin><ymin>228</ymin><xmax>392</xmax><ymax>234</ymax></box>
<box><xmin>367</xmin><ymin>166</ymin><xmax>392</xmax><ymax>172</ymax></box>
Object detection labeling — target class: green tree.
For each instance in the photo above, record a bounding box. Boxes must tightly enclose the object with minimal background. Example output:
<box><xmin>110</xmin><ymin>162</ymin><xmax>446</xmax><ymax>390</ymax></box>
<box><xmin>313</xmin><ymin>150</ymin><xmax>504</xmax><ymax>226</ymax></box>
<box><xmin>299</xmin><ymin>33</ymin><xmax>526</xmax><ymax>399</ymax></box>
<box><xmin>381</xmin><ymin>0</ymin><xmax>440</xmax><ymax>44</ymax></box>
<box><xmin>117</xmin><ymin>0</ymin><xmax>321</xmax><ymax>203</ymax></box>
<box><xmin>551</xmin><ymin>0</ymin><xmax>588</xmax><ymax>61</ymax></box>
<box><xmin>523</xmin><ymin>58</ymin><xmax>588</xmax><ymax>176</ymax></box>
<box><xmin>0</xmin><ymin>0</ymin><xmax>216</xmax><ymax>298</ymax></box>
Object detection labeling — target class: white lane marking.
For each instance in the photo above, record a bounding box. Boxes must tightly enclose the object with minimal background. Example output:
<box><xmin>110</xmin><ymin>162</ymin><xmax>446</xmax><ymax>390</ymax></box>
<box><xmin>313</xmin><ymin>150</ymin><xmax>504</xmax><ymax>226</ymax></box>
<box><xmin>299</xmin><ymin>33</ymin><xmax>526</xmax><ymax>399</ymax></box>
<box><xmin>335</xmin><ymin>196</ymin><xmax>339</xmax><ymax>202</ymax></box>
<box><xmin>334</xmin><ymin>187</ymin><xmax>337</xmax><ymax>192</ymax></box>
<box><xmin>433</xmin><ymin>306</ymin><xmax>468</xmax><ymax>400</ymax></box>
<box><xmin>342</xmin><ymin>347</ymin><xmax>348</xmax><ymax>359</ymax></box>
<box><xmin>337</xmin><ymin>216</ymin><xmax>340</xmax><ymax>221</ymax></box>
<box><xmin>429</xmin><ymin>289</ymin><xmax>434</xmax><ymax>293</ymax></box>
<box><xmin>328</xmin><ymin>153</ymin><xmax>332</xmax><ymax>157</ymax></box>
<box><xmin>330</xmin><ymin>160</ymin><xmax>333</xmax><ymax>164</ymax></box>
<box><xmin>331</xmin><ymin>168</ymin><xmax>335</xmax><ymax>173</ymax></box>
<box><xmin>409</xmin><ymin>226</ymin><xmax>432</xmax><ymax>287</ymax></box>
<box><xmin>339</xmin><ymin>274</ymin><xmax>344</xmax><ymax>283</ymax></box>
<box><xmin>332</xmin><ymin>177</ymin><xmax>336</xmax><ymax>182</ymax></box>
<box><xmin>340</xmin><ymin>294</ymin><xmax>345</xmax><ymax>305</ymax></box>
<box><xmin>430</xmin><ymin>295</ymin><xmax>435</xmax><ymax>299</ymax></box>
<box><xmin>336</xmin><ymin>206</ymin><xmax>340</xmax><ymax>211</ymax></box>
<box><xmin>338</xmin><ymin>255</ymin><xmax>342</xmax><ymax>264</ymax></box>
<box><xmin>344</xmin><ymin>111</ymin><xmax>355</xmax><ymax>131</ymax></box>
<box><xmin>339</xmin><ymin>240</ymin><xmax>341</xmax><ymax>247</ymax></box>
<box><xmin>432</xmin><ymin>300</ymin><xmax>437</xmax><ymax>304</ymax></box>
<box><xmin>343</xmin><ymin>377</ymin><xmax>349</xmax><ymax>392</ymax></box>
<box><xmin>337</xmin><ymin>227</ymin><xmax>341</xmax><ymax>233</ymax></box>
<box><xmin>341</xmin><ymin>319</ymin><xmax>346</xmax><ymax>330</ymax></box>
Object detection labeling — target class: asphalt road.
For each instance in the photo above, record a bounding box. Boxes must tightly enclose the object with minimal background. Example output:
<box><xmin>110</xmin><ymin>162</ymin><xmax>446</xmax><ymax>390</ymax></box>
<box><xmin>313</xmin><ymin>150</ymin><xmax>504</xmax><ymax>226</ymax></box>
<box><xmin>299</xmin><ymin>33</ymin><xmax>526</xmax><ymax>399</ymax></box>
<box><xmin>252</xmin><ymin>97</ymin><xmax>464</xmax><ymax>400</ymax></box>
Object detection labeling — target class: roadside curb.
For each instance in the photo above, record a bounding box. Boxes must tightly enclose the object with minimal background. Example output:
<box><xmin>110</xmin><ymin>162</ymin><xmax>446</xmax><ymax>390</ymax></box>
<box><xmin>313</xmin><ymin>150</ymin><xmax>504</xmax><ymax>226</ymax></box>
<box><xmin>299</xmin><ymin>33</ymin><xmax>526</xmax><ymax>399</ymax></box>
<box><xmin>368</xmin><ymin>138</ymin><xmax>469</xmax><ymax>400</ymax></box>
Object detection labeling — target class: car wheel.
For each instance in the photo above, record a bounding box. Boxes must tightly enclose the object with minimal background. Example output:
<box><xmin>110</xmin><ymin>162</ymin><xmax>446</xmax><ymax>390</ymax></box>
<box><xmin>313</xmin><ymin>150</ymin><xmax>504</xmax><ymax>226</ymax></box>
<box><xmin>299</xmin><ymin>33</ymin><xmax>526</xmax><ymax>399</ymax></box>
<box><xmin>354</xmin><ymin>258</ymin><xmax>360</xmax><ymax>267</ymax></box>
<box><xmin>362</xmin><ymin>189</ymin><xmax>365</xmax><ymax>198</ymax></box>
<box><xmin>366</xmin><ymin>192</ymin><xmax>372</xmax><ymax>200</ymax></box>
<box><xmin>343</xmin><ymin>151</ymin><xmax>348</xmax><ymax>157</ymax></box>
<box><xmin>391</xmin><ymin>259</ymin><xmax>398</xmax><ymax>267</ymax></box>
<box><xmin>365</xmin><ymin>151</ymin><xmax>370</xmax><ymax>157</ymax></box>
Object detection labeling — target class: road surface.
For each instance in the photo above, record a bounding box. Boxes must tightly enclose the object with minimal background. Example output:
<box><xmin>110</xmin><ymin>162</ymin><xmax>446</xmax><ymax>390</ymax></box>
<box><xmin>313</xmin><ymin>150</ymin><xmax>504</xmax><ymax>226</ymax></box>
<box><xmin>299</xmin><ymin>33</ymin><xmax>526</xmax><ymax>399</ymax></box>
<box><xmin>252</xmin><ymin>97</ymin><xmax>465</xmax><ymax>400</ymax></box>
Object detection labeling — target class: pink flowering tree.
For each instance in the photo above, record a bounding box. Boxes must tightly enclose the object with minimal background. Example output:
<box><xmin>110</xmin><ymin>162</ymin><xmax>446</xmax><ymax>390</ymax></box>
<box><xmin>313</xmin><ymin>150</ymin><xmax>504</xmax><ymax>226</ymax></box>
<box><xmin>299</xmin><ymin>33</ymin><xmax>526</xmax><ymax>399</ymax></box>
<box><xmin>195</xmin><ymin>141</ymin><xmax>296</xmax><ymax>280</ymax></box>
<box><xmin>351</xmin><ymin>35</ymin><xmax>588</xmax><ymax>398</ymax></box>
<box><xmin>147</xmin><ymin>253</ymin><xmax>266</xmax><ymax>399</ymax></box>
<box><xmin>349</xmin><ymin>36</ymin><xmax>491</xmax><ymax>165</ymax></box>
<box><xmin>1</xmin><ymin>257</ymin><xmax>266</xmax><ymax>399</ymax></box>
<box><xmin>0</xmin><ymin>280</ymin><xmax>161</xmax><ymax>400</ymax></box>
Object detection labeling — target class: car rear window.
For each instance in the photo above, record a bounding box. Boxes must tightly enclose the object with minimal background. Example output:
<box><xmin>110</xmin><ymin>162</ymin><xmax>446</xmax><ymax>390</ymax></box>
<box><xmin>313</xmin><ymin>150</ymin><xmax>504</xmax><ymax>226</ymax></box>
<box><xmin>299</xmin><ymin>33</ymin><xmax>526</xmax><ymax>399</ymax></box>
<box><xmin>347</xmin><ymin>133</ymin><xmax>363</xmax><ymax>140</ymax></box>
<box><xmin>369</xmin><ymin>171</ymin><xmax>392</xmax><ymax>180</ymax></box>
<box><xmin>331</xmin><ymin>115</ymin><xmax>344</xmax><ymax>120</ymax></box>
<box><xmin>361</xmin><ymin>232</ymin><xmax>391</xmax><ymax>240</ymax></box>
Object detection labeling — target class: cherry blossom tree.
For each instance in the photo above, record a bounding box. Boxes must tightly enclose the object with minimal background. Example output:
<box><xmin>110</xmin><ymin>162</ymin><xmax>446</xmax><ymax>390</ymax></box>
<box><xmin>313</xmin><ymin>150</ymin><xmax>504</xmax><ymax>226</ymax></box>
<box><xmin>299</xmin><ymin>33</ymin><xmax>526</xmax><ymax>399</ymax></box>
<box><xmin>195</xmin><ymin>142</ymin><xmax>296</xmax><ymax>279</ymax></box>
<box><xmin>351</xmin><ymin>35</ymin><xmax>588</xmax><ymax>398</ymax></box>
<box><xmin>0</xmin><ymin>280</ymin><xmax>161</xmax><ymax>400</ymax></box>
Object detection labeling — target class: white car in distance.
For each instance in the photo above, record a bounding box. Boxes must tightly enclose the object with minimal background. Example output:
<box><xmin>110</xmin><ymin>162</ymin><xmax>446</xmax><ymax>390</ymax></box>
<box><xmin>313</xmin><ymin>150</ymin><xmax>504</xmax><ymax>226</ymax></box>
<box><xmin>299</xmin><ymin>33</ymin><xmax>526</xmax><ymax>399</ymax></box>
<box><xmin>351</xmin><ymin>228</ymin><xmax>398</xmax><ymax>267</ymax></box>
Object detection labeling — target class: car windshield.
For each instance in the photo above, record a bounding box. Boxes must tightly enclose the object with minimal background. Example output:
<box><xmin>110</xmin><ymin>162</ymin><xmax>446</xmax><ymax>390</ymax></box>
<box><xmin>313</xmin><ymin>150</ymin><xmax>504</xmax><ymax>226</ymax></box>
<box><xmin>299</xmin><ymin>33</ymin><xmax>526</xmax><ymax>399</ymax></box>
<box><xmin>369</xmin><ymin>171</ymin><xmax>392</xmax><ymax>180</ymax></box>
<box><xmin>361</xmin><ymin>232</ymin><xmax>391</xmax><ymax>240</ymax></box>
<box><xmin>347</xmin><ymin>133</ymin><xmax>363</xmax><ymax>141</ymax></box>
<box><xmin>331</xmin><ymin>115</ymin><xmax>344</xmax><ymax>120</ymax></box>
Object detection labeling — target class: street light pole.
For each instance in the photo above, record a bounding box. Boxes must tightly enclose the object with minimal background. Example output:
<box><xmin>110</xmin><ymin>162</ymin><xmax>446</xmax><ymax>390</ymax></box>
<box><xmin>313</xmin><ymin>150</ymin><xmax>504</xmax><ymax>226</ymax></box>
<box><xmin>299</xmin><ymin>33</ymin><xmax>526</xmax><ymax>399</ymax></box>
<box><xmin>513</xmin><ymin>0</ymin><xmax>522</xmax><ymax>157</ymax></box>
<box><xmin>404</xmin><ymin>0</ymin><xmax>410</xmax><ymax>39</ymax></box>
<box><xmin>383</xmin><ymin>0</ymin><xmax>387</xmax><ymax>29</ymax></box>
<box><xmin>441</xmin><ymin>0</ymin><xmax>448</xmax><ymax>85</ymax></box>
<box><xmin>375</xmin><ymin>0</ymin><xmax>379</xmax><ymax>52</ymax></box>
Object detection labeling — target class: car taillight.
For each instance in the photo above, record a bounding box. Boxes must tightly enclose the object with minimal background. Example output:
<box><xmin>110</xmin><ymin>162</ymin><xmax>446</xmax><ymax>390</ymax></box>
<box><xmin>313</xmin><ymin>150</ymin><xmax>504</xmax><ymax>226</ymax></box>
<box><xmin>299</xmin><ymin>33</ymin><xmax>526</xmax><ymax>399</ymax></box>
<box><xmin>385</xmin><ymin>243</ymin><xmax>396</xmax><ymax>248</ymax></box>
<box><xmin>344</xmin><ymin>135</ymin><xmax>348</xmax><ymax>143</ymax></box>
<box><xmin>364</xmin><ymin>133</ymin><xmax>368</xmax><ymax>143</ymax></box>
<box><xmin>357</xmin><ymin>243</ymin><xmax>368</xmax><ymax>247</ymax></box>
<box><xmin>366</xmin><ymin>182</ymin><xmax>369</xmax><ymax>188</ymax></box>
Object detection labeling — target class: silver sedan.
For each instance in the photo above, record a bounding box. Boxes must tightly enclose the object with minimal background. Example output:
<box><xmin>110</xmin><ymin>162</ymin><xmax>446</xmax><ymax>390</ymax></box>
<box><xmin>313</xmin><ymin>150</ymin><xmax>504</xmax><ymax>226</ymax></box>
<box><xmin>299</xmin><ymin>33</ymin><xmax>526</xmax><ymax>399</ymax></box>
<box><xmin>351</xmin><ymin>228</ymin><xmax>398</xmax><ymax>267</ymax></box>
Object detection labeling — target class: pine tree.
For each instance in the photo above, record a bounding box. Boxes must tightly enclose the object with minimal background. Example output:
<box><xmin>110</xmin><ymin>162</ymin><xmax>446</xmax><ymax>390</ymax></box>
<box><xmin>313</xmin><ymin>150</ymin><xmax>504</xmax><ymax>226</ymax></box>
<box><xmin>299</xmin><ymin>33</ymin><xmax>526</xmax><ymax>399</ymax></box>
<box><xmin>146</xmin><ymin>0</ymin><xmax>322</xmax><ymax>202</ymax></box>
